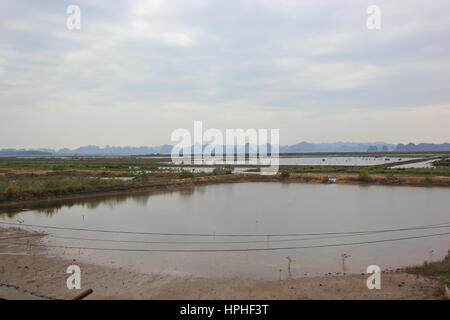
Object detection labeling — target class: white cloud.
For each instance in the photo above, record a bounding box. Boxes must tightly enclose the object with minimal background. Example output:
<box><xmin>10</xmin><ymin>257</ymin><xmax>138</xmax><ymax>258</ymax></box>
<box><xmin>0</xmin><ymin>0</ymin><xmax>449</xmax><ymax>148</ymax></box>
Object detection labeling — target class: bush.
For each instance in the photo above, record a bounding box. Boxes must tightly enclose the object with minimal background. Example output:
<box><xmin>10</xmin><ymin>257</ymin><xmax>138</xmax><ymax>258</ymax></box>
<box><xmin>178</xmin><ymin>170</ymin><xmax>195</xmax><ymax>179</ymax></box>
<box><xmin>212</xmin><ymin>167</ymin><xmax>232</xmax><ymax>175</ymax></box>
<box><xmin>6</xmin><ymin>187</ymin><xmax>15</xmax><ymax>201</ymax></box>
<box><xmin>404</xmin><ymin>251</ymin><xmax>450</xmax><ymax>278</ymax></box>
<box><xmin>358</xmin><ymin>171</ymin><xmax>370</xmax><ymax>182</ymax></box>
<box><xmin>44</xmin><ymin>180</ymin><xmax>60</xmax><ymax>189</ymax></box>
<box><xmin>433</xmin><ymin>158</ymin><xmax>450</xmax><ymax>167</ymax></box>
<box><xmin>386</xmin><ymin>173</ymin><xmax>396</xmax><ymax>181</ymax></box>
<box><xmin>133</xmin><ymin>172</ymin><xmax>150</xmax><ymax>182</ymax></box>
<box><xmin>280</xmin><ymin>171</ymin><xmax>290</xmax><ymax>178</ymax></box>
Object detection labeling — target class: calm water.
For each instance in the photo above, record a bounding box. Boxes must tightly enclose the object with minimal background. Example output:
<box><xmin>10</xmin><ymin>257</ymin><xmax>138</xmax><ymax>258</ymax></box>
<box><xmin>1</xmin><ymin>183</ymin><xmax>449</xmax><ymax>279</ymax></box>
<box><xmin>392</xmin><ymin>159</ymin><xmax>435</xmax><ymax>168</ymax></box>
<box><xmin>169</xmin><ymin>156</ymin><xmax>419</xmax><ymax>166</ymax></box>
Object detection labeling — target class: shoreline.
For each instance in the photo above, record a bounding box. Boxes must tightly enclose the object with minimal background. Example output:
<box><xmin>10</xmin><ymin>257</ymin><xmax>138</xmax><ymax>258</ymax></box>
<box><xmin>0</xmin><ymin>227</ymin><xmax>443</xmax><ymax>300</ymax></box>
<box><xmin>1</xmin><ymin>173</ymin><xmax>449</xmax><ymax>211</ymax></box>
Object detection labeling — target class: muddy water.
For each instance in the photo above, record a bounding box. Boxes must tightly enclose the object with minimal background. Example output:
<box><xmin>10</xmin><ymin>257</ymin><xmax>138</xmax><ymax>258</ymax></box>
<box><xmin>1</xmin><ymin>183</ymin><xmax>449</xmax><ymax>279</ymax></box>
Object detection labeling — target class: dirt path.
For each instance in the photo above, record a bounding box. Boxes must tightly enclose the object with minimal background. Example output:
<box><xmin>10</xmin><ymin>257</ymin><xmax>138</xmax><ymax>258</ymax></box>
<box><xmin>0</xmin><ymin>228</ymin><xmax>442</xmax><ymax>300</ymax></box>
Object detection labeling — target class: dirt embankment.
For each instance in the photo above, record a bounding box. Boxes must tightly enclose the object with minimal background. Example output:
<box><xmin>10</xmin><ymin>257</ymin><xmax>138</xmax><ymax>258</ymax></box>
<box><xmin>0</xmin><ymin>228</ymin><xmax>443</xmax><ymax>300</ymax></box>
<box><xmin>335</xmin><ymin>173</ymin><xmax>450</xmax><ymax>186</ymax></box>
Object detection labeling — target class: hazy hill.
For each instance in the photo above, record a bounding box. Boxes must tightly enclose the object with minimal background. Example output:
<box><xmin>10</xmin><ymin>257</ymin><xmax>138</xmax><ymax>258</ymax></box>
<box><xmin>0</xmin><ymin>149</ymin><xmax>53</xmax><ymax>156</ymax></box>
<box><xmin>1</xmin><ymin>142</ymin><xmax>449</xmax><ymax>156</ymax></box>
<box><xmin>395</xmin><ymin>143</ymin><xmax>450</xmax><ymax>152</ymax></box>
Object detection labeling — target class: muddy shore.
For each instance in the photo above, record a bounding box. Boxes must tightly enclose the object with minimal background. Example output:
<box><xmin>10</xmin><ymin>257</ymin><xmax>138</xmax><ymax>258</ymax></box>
<box><xmin>0</xmin><ymin>227</ymin><xmax>442</xmax><ymax>300</ymax></box>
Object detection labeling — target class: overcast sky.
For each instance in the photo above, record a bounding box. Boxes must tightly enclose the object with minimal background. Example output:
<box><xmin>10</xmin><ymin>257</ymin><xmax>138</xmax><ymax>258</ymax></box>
<box><xmin>1</xmin><ymin>0</ymin><xmax>449</xmax><ymax>149</ymax></box>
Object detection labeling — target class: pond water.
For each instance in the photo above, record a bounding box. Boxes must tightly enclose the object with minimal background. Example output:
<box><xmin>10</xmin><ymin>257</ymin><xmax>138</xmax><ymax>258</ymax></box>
<box><xmin>391</xmin><ymin>159</ymin><xmax>436</xmax><ymax>168</ymax></box>
<box><xmin>169</xmin><ymin>156</ymin><xmax>419</xmax><ymax>166</ymax></box>
<box><xmin>156</xmin><ymin>167</ymin><xmax>260</xmax><ymax>173</ymax></box>
<box><xmin>1</xmin><ymin>183</ymin><xmax>449</xmax><ymax>280</ymax></box>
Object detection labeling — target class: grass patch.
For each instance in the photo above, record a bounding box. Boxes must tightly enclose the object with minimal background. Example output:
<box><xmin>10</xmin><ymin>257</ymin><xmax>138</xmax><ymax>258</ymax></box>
<box><xmin>357</xmin><ymin>171</ymin><xmax>370</xmax><ymax>182</ymax></box>
<box><xmin>243</xmin><ymin>168</ymin><xmax>261</xmax><ymax>173</ymax></box>
<box><xmin>403</xmin><ymin>251</ymin><xmax>450</xmax><ymax>278</ymax></box>
<box><xmin>283</xmin><ymin>166</ymin><xmax>450</xmax><ymax>175</ymax></box>
<box><xmin>212</xmin><ymin>167</ymin><xmax>233</xmax><ymax>175</ymax></box>
<box><xmin>433</xmin><ymin>158</ymin><xmax>450</xmax><ymax>167</ymax></box>
<box><xmin>0</xmin><ymin>175</ymin><xmax>127</xmax><ymax>194</ymax></box>
<box><xmin>0</xmin><ymin>157</ymin><xmax>170</xmax><ymax>172</ymax></box>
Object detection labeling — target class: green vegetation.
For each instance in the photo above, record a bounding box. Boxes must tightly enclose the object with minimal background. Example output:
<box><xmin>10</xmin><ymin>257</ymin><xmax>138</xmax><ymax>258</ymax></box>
<box><xmin>403</xmin><ymin>251</ymin><xmax>450</xmax><ymax>299</ymax></box>
<box><xmin>0</xmin><ymin>175</ymin><xmax>128</xmax><ymax>196</ymax></box>
<box><xmin>177</xmin><ymin>170</ymin><xmax>195</xmax><ymax>179</ymax></box>
<box><xmin>243</xmin><ymin>168</ymin><xmax>261</xmax><ymax>173</ymax></box>
<box><xmin>280</xmin><ymin>171</ymin><xmax>290</xmax><ymax>178</ymax></box>
<box><xmin>404</xmin><ymin>251</ymin><xmax>450</xmax><ymax>278</ymax></box>
<box><xmin>212</xmin><ymin>167</ymin><xmax>233</xmax><ymax>175</ymax></box>
<box><xmin>0</xmin><ymin>157</ymin><xmax>170</xmax><ymax>172</ymax></box>
<box><xmin>357</xmin><ymin>171</ymin><xmax>370</xmax><ymax>182</ymax></box>
<box><xmin>433</xmin><ymin>158</ymin><xmax>450</xmax><ymax>167</ymax></box>
<box><xmin>281</xmin><ymin>166</ymin><xmax>450</xmax><ymax>176</ymax></box>
<box><xmin>132</xmin><ymin>172</ymin><xmax>151</xmax><ymax>182</ymax></box>
<box><xmin>0</xmin><ymin>171</ymin><xmax>216</xmax><ymax>202</ymax></box>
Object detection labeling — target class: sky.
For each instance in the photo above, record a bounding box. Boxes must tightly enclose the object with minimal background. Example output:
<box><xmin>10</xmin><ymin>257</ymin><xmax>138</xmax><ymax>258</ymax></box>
<box><xmin>1</xmin><ymin>0</ymin><xmax>449</xmax><ymax>149</ymax></box>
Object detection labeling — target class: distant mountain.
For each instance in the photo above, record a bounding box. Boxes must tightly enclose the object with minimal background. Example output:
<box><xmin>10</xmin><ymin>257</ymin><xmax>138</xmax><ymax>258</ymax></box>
<box><xmin>57</xmin><ymin>145</ymin><xmax>173</xmax><ymax>155</ymax></box>
<box><xmin>0</xmin><ymin>149</ymin><xmax>53</xmax><ymax>156</ymax></box>
<box><xmin>281</xmin><ymin>142</ymin><xmax>395</xmax><ymax>153</ymax></box>
<box><xmin>1</xmin><ymin>142</ymin><xmax>449</xmax><ymax>156</ymax></box>
<box><xmin>395</xmin><ymin>143</ymin><xmax>450</xmax><ymax>152</ymax></box>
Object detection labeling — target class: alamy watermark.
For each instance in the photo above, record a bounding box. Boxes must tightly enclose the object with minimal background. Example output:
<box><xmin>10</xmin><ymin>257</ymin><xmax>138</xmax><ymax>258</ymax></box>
<box><xmin>366</xmin><ymin>265</ymin><xmax>381</xmax><ymax>289</ymax></box>
<box><xmin>66</xmin><ymin>5</ymin><xmax>81</xmax><ymax>30</ymax></box>
<box><xmin>66</xmin><ymin>265</ymin><xmax>81</xmax><ymax>290</ymax></box>
<box><xmin>170</xmin><ymin>121</ymin><xmax>280</xmax><ymax>175</ymax></box>
<box><xmin>366</xmin><ymin>5</ymin><xmax>381</xmax><ymax>30</ymax></box>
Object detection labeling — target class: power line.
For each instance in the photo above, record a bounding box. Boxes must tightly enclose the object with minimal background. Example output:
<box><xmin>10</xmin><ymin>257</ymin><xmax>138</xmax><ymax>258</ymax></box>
<box><xmin>42</xmin><ymin>224</ymin><xmax>450</xmax><ymax>245</ymax></box>
<box><xmin>45</xmin><ymin>232</ymin><xmax>388</xmax><ymax>244</ymax></box>
<box><xmin>1</xmin><ymin>220</ymin><xmax>449</xmax><ymax>238</ymax></box>
<box><xmin>4</xmin><ymin>231</ymin><xmax>450</xmax><ymax>252</ymax></box>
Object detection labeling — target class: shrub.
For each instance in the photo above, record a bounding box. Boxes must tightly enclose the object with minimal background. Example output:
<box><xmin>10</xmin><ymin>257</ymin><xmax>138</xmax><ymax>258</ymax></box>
<box><xmin>386</xmin><ymin>173</ymin><xmax>396</xmax><ymax>181</ymax></box>
<box><xmin>44</xmin><ymin>180</ymin><xmax>60</xmax><ymax>189</ymax></box>
<box><xmin>433</xmin><ymin>158</ymin><xmax>450</xmax><ymax>167</ymax></box>
<box><xmin>358</xmin><ymin>171</ymin><xmax>370</xmax><ymax>182</ymax></box>
<box><xmin>404</xmin><ymin>251</ymin><xmax>450</xmax><ymax>278</ymax></box>
<box><xmin>178</xmin><ymin>170</ymin><xmax>194</xmax><ymax>179</ymax></box>
<box><xmin>133</xmin><ymin>172</ymin><xmax>150</xmax><ymax>182</ymax></box>
<box><xmin>280</xmin><ymin>171</ymin><xmax>290</xmax><ymax>178</ymax></box>
<box><xmin>212</xmin><ymin>167</ymin><xmax>232</xmax><ymax>175</ymax></box>
<box><xmin>5</xmin><ymin>187</ymin><xmax>15</xmax><ymax>201</ymax></box>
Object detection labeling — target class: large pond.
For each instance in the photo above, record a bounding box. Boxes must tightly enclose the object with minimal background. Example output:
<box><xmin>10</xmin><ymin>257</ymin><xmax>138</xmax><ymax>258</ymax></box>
<box><xmin>168</xmin><ymin>156</ymin><xmax>420</xmax><ymax>166</ymax></box>
<box><xmin>1</xmin><ymin>183</ymin><xmax>449</xmax><ymax>280</ymax></box>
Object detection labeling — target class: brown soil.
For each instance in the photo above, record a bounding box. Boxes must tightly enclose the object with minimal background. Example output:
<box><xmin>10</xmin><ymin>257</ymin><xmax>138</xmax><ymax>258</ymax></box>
<box><xmin>0</xmin><ymin>228</ymin><xmax>442</xmax><ymax>300</ymax></box>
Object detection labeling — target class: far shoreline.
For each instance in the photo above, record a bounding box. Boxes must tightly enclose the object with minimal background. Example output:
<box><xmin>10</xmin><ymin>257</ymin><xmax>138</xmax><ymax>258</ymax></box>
<box><xmin>1</xmin><ymin>172</ymin><xmax>450</xmax><ymax>212</ymax></box>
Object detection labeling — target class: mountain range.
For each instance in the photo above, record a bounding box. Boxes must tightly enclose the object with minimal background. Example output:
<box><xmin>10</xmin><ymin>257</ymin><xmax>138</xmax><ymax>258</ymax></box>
<box><xmin>1</xmin><ymin>142</ymin><xmax>449</xmax><ymax>156</ymax></box>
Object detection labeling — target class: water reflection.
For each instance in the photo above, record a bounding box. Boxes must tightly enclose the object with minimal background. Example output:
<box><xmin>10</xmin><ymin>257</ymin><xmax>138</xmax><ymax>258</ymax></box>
<box><xmin>0</xmin><ymin>187</ymin><xmax>198</xmax><ymax>217</ymax></box>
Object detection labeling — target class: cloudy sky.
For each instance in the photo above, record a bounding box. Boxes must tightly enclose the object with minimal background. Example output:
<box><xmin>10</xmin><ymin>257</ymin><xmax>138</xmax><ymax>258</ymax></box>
<box><xmin>1</xmin><ymin>0</ymin><xmax>449</xmax><ymax>149</ymax></box>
